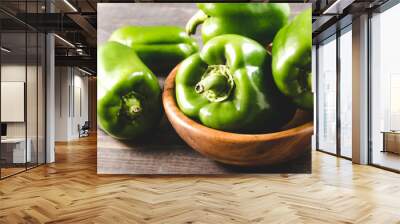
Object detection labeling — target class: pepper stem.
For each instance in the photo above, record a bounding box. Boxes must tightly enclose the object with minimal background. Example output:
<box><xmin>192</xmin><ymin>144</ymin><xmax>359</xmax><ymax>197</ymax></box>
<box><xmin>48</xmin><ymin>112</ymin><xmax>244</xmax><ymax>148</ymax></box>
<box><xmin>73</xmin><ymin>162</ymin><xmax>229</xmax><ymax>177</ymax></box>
<box><xmin>185</xmin><ymin>10</ymin><xmax>208</xmax><ymax>35</ymax></box>
<box><xmin>121</xmin><ymin>92</ymin><xmax>142</xmax><ymax>119</ymax></box>
<box><xmin>266</xmin><ymin>43</ymin><xmax>273</xmax><ymax>56</ymax></box>
<box><xmin>195</xmin><ymin>65</ymin><xmax>234</xmax><ymax>102</ymax></box>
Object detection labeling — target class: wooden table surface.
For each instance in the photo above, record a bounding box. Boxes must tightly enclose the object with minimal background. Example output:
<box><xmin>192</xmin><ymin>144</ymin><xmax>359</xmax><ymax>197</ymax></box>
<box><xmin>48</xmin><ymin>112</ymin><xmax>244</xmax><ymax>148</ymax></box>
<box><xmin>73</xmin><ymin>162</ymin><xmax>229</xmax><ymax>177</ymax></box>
<box><xmin>98</xmin><ymin>120</ymin><xmax>311</xmax><ymax>174</ymax></box>
<box><xmin>97</xmin><ymin>3</ymin><xmax>311</xmax><ymax>174</ymax></box>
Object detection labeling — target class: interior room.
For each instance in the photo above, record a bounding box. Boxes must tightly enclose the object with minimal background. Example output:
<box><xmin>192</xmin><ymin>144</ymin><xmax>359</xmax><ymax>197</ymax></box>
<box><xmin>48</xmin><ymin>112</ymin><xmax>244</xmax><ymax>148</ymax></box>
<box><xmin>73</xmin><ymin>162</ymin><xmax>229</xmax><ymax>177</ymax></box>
<box><xmin>0</xmin><ymin>0</ymin><xmax>400</xmax><ymax>223</ymax></box>
<box><xmin>0</xmin><ymin>8</ymin><xmax>46</xmax><ymax>178</ymax></box>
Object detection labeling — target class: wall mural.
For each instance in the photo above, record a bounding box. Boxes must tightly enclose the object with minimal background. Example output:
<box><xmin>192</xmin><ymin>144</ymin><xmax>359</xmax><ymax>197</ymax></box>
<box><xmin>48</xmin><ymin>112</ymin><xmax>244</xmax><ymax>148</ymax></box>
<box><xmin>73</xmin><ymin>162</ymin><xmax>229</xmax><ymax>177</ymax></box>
<box><xmin>97</xmin><ymin>3</ymin><xmax>313</xmax><ymax>174</ymax></box>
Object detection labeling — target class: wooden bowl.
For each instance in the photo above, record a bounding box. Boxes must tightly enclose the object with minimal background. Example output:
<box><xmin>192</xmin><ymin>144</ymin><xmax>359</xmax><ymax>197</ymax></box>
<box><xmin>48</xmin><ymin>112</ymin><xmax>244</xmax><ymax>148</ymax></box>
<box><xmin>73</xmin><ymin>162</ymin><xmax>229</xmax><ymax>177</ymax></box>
<box><xmin>163</xmin><ymin>66</ymin><xmax>314</xmax><ymax>166</ymax></box>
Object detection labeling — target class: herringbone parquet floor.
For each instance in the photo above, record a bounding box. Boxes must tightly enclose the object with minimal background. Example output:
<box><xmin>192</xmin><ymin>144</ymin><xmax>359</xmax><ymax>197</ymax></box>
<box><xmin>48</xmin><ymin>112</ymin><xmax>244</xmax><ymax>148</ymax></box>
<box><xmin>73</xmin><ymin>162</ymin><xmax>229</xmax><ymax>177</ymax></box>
<box><xmin>1</xmin><ymin>134</ymin><xmax>400</xmax><ymax>224</ymax></box>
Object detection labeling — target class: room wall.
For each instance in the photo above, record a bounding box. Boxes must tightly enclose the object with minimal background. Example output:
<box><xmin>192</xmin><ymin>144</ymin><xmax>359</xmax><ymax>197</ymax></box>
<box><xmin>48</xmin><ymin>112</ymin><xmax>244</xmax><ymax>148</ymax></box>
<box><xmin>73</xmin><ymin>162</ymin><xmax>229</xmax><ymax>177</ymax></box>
<box><xmin>1</xmin><ymin>64</ymin><xmax>38</xmax><ymax>139</ymax></box>
<box><xmin>54</xmin><ymin>66</ymin><xmax>89</xmax><ymax>141</ymax></box>
<box><xmin>54</xmin><ymin>66</ymin><xmax>70</xmax><ymax>141</ymax></box>
<box><xmin>1</xmin><ymin>63</ymin><xmax>46</xmax><ymax>164</ymax></box>
<box><xmin>70</xmin><ymin>71</ymin><xmax>89</xmax><ymax>138</ymax></box>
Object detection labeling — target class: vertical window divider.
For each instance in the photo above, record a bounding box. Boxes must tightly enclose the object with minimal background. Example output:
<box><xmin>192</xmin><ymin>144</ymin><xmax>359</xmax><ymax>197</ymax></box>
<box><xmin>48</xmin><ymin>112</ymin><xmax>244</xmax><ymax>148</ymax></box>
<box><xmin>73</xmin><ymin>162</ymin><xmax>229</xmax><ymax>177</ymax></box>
<box><xmin>24</xmin><ymin>0</ymin><xmax>28</xmax><ymax>171</ymax></box>
<box><xmin>44</xmin><ymin>12</ymin><xmax>47</xmax><ymax>164</ymax></box>
<box><xmin>336</xmin><ymin>26</ymin><xmax>342</xmax><ymax>157</ymax></box>
<box><xmin>73</xmin><ymin>68</ymin><xmax>75</xmax><ymax>118</ymax></box>
<box><xmin>68</xmin><ymin>69</ymin><xmax>71</xmax><ymax>118</ymax></box>
<box><xmin>315</xmin><ymin>44</ymin><xmax>320</xmax><ymax>151</ymax></box>
<box><xmin>36</xmin><ymin>0</ymin><xmax>39</xmax><ymax>168</ymax></box>
<box><xmin>0</xmin><ymin>23</ymin><xmax>2</xmax><ymax>179</ymax></box>
<box><xmin>60</xmin><ymin>68</ymin><xmax>62</xmax><ymax>117</ymax></box>
<box><xmin>43</xmin><ymin>0</ymin><xmax>48</xmax><ymax>165</ymax></box>
<box><xmin>367</xmin><ymin>10</ymin><xmax>373</xmax><ymax>165</ymax></box>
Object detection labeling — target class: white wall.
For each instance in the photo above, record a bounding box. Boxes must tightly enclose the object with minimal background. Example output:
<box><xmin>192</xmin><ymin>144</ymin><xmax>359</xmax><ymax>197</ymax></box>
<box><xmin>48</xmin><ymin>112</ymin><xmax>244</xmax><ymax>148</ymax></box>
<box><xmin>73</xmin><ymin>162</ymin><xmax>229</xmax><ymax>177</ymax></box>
<box><xmin>1</xmin><ymin>65</ymin><xmax>34</xmax><ymax>138</ymax></box>
<box><xmin>72</xmin><ymin>73</ymin><xmax>89</xmax><ymax>138</ymax></box>
<box><xmin>1</xmin><ymin>65</ymin><xmax>26</xmax><ymax>139</ymax></box>
<box><xmin>55</xmin><ymin>66</ymin><xmax>69</xmax><ymax>141</ymax></box>
<box><xmin>54</xmin><ymin>67</ymin><xmax>89</xmax><ymax>141</ymax></box>
<box><xmin>1</xmin><ymin>63</ymin><xmax>46</xmax><ymax>164</ymax></box>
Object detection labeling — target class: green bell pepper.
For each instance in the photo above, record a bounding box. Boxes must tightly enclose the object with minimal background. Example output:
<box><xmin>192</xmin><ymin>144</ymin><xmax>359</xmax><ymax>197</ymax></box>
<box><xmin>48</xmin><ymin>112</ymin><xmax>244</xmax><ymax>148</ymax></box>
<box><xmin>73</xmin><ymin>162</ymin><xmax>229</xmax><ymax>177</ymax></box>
<box><xmin>98</xmin><ymin>41</ymin><xmax>162</xmax><ymax>140</ymax></box>
<box><xmin>272</xmin><ymin>8</ymin><xmax>313</xmax><ymax>110</ymax></box>
<box><xmin>186</xmin><ymin>3</ymin><xmax>290</xmax><ymax>45</ymax></box>
<box><xmin>109</xmin><ymin>26</ymin><xmax>199</xmax><ymax>76</ymax></box>
<box><xmin>175</xmin><ymin>34</ymin><xmax>296</xmax><ymax>133</ymax></box>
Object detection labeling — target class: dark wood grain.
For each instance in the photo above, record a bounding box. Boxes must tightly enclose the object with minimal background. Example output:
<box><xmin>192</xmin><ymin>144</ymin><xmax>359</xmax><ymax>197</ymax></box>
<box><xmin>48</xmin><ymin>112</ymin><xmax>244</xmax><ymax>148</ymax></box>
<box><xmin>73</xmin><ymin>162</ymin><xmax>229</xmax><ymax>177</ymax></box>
<box><xmin>97</xmin><ymin>124</ymin><xmax>311</xmax><ymax>174</ymax></box>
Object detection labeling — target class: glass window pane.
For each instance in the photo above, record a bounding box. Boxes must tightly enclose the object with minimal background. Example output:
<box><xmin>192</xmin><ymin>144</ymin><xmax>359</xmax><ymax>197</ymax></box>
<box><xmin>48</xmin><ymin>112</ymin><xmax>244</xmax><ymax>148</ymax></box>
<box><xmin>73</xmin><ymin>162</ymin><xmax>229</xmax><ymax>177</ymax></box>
<box><xmin>317</xmin><ymin>35</ymin><xmax>337</xmax><ymax>154</ymax></box>
<box><xmin>0</xmin><ymin>1</ymin><xmax>46</xmax><ymax>179</ymax></box>
<box><xmin>339</xmin><ymin>27</ymin><xmax>352</xmax><ymax>158</ymax></box>
<box><xmin>26</xmin><ymin>0</ymin><xmax>40</xmax><ymax>169</ymax></box>
<box><xmin>27</xmin><ymin>31</ymin><xmax>38</xmax><ymax>169</ymax></box>
<box><xmin>1</xmin><ymin>30</ymin><xmax>27</xmax><ymax>177</ymax></box>
<box><xmin>371</xmin><ymin>3</ymin><xmax>400</xmax><ymax>171</ymax></box>
<box><xmin>38</xmin><ymin>32</ymin><xmax>45</xmax><ymax>165</ymax></box>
